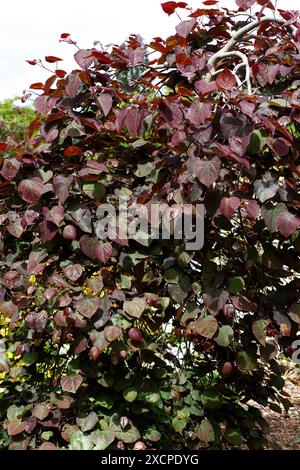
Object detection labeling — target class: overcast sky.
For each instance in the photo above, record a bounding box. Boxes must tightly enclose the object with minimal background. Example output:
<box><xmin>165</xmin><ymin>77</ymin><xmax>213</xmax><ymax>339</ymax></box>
<box><xmin>0</xmin><ymin>0</ymin><xmax>299</xmax><ymax>101</ymax></box>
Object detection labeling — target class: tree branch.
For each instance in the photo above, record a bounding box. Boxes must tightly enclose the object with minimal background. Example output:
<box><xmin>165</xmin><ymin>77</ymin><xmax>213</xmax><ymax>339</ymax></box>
<box><xmin>207</xmin><ymin>16</ymin><xmax>296</xmax><ymax>95</ymax></box>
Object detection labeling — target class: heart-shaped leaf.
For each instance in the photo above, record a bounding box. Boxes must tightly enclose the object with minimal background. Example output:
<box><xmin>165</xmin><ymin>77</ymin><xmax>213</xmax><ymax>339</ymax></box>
<box><xmin>61</xmin><ymin>374</ymin><xmax>83</xmax><ymax>394</ymax></box>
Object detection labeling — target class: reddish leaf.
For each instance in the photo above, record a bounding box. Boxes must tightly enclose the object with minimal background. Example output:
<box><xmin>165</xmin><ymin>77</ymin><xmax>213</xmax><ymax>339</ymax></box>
<box><xmin>32</xmin><ymin>403</ymin><xmax>49</xmax><ymax>421</ymax></box>
<box><xmin>216</xmin><ymin>68</ymin><xmax>237</xmax><ymax>90</ymax></box>
<box><xmin>34</xmin><ymin>95</ymin><xmax>56</xmax><ymax>115</ymax></box>
<box><xmin>64</xmin><ymin>146</ymin><xmax>82</xmax><ymax>157</ymax></box>
<box><xmin>91</xmin><ymin>51</ymin><xmax>112</xmax><ymax>64</ymax></box>
<box><xmin>104</xmin><ymin>325</ymin><xmax>123</xmax><ymax>342</ymax></box>
<box><xmin>235</xmin><ymin>0</ymin><xmax>256</xmax><ymax>10</ymax></box>
<box><xmin>232</xmin><ymin>295</ymin><xmax>257</xmax><ymax>312</ymax></box>
<box><xmin>60</xmin><ymin>374</ymin><xmax>83</xmax><ymax>394</ymax></box>
<box><xmin>7</xmin><ymin>419</ymin><xmax>25</xmax><ymax>436</ymax></box>
<box><xmin>29</xmin><ymin>82</ymin><xmax>44</xmax><ymax>90</ymax></box>
<box><xmin>21</xmin><ymin>210</ymin><xmax>39</xmax><ymax>228</ymax></box>
<box><xmin>7</xmin><ymin>220</ymin><xmax>23</xmax><ymax>238</ymax></box>
<box><xmin>45</xmin><ymin>56</ymin><xmax>62</xmax><ymax>63</ymax></box>
<box><xmin>18</xmin><ymin>177</ymin><xmax>44</xmax><ymax>204</ymax></box>
<box><xmin>45</xmin><ymin>206</ymin><xmax>64</xmax><ymax>226</ymax></box>
<box><xmin>194</xmin><ymin>316</ymin><xmax>218</xmax><ymax>339</ymax></box>
<box><xmin>56</xmin><ymin>69</ymin><xmax>67</xmax><ymax>78</ymax></box>
<box><xmin>161</xmin><ymin>2</ymin><xmax>187</xmax><ymax>15</ymax></box>
<box><xmin>39</xmin><ymin>220</ymin><xmax>58</xmax><ymax>244</ymax></box>
<box><xmin>0</xmin><ymin>142</ymin><xmax>9</xmax><ymax>151</ymax></box>
<box><xmin>220</xmin><ymin>197</ymin><xmax>241</xmax><ymax>219</ymax></box>
<box><xmin>195</xmin><ymin>79</ymin><xmax>217</xmax><ymax>96</ymax></box>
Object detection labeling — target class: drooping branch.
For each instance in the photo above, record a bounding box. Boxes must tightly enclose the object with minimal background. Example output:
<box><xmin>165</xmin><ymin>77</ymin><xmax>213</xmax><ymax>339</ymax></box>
<box><xmin>207</xmin><ymin>16</ymin><xmax>294</xmax><ymax>94</ymax></box>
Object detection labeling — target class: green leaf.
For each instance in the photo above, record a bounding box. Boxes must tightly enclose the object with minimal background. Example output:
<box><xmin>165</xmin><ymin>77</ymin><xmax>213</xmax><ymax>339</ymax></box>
<box><xmin>168</xmin><ymin>275</ymin><xmax>190</xmax><ymax>304</ymax></box>
<box><xmin>249</xmin><ymin>130</ymin><xmax>264</xmax><ymax>154</ymax></box>
<box><xmin>69</xmin><ymin>431</ymin><xmax>94</xmax><ymax>450</ymax></box>
<box><xmin>201</xmin><ymin>389</ymin><xmax>223</xmax><ymax>409</ymax></box>
<box><xmin>123</xmin><ymin>387</ymin><xmax>138</xmax><ymax>403</ymax></box>
<box><xmin>252</xmin><ymin>320</ymin><xmax>267</xmax><ymax>346</ymax></box>
<box><xmin>23</xmin><ymin>352</ymin><xmax>38</xmax><ymax>366</ymax></box>
<box><xmin>236</xmin><ymin>351</ymin><xmax>257</xmax><ymax>370</ymax></box>
<box><xmin>228</xmin><ymin>276</ymin><xmax>245</xmax><ymax>294</ymax></box>
<box><xmin>76</xmin><ymin>412</ymin><xmax>98</xmax><ymax>432</ymax></box>
<box><xmin>115</xmin><ymin>426</ymin><xmax>141</xmax><ymax>444</ymax></box>
<box><xmin>96</xmin><ymin>391</ymin><xmax>116</xmax><ymax>409</ymax></box>
<box><xmin>164</xmin><ymin>267</ymin><xmax>181</xmax><ymax>284</ymax></box>
<box><xmin>82</xmin><ymin>181</ymin><xmax>105</xmax><ymax>201</ymax></box>
<box><xmin>144</xmin><ymin>426</ymin><xmax>161</xmax><ymax>442</ymax></box>
<box><xmin>172</xmin><ymin>416</ymin><xmax>187</xmax><ymax>433</ymax></box>
<box><xmin>90</xmin><ymin>429</ymin><xmax>115</xmax><ymax>450</ymax></box>
<box><xmin>224</xmin><ymin>428</ymin><xmax>243</xmax><ymax>446</ymax></box>
<box><xmin>214</xmin><ymin>325</ymin><xmax>234</xmax><ymax>347</ymax></box>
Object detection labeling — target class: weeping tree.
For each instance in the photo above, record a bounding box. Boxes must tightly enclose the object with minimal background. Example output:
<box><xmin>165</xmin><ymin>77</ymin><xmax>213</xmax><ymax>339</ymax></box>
<box><xmin>0</xmin><ymin>0</ymin><xmax>300</xmax><ymax>450</ymax></box>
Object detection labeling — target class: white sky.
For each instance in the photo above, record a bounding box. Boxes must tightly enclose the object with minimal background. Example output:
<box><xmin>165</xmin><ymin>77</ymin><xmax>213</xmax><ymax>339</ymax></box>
<box><xmin>0</xmin><ymin>0</ymin><xmax>299</xmax><ymax>101</ymax></box>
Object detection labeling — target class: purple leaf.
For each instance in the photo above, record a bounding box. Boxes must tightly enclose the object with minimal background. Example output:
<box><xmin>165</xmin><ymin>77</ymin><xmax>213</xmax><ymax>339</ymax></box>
<box><xmin>80</xmin><ymin>235</ymin><xmax>99</xmax><ymax>259</ymax></box>
<box><xmin>65</xmin><ymin>72</ymin><xmax>82</xmax><ymax>98</ymax></box>
<box><xmin>7</xmin><ymin>219</ymin><xmax>24</xmax><ymax>238</ymax></box>
<box><xmin>95</xmin><ymin>242</ymin><xmax>113</xmax><ymax>264</ymax></box>
<box><xmin>195</xmin><ymin>79</ymin><xmax>217</xmax><ymax>96</ymax></box>
<box><xmin>39</xmin><ymin>221</ymin><xmax>58</xmax><ymax>244</ymax></box>
<box><xmin>74</xmin><ymin>49</ymin><xmax>95</xmax><ymax>69</ymax></box>
<box><xmin>254</xmin><ymin>174</ymin><xmax>278</xmax><ymax>203</ymax></box>
<box><xmin>97</xmin><ymin>93</ymin><xmax>113</xmax><ymax>117</ymax></box>
<box><xmin>175</xmin><ymin>19</ymin><xmax>196</xmax><ymax>38</ymax></box>
<box><xmin>34</xmin><ymin>96</ymin><xmax>56</xmax><ymax>114</ymax></box>
<box><xmin>21</xmin><ymin>210</ymin><xmax>39</xmax><ymax>228</ymax></box>
<box><xmin>276</xmin><ymin>210</ymin><xmax>300</xmax><ymax>238</ymax></box>
<box><xmin>63</xmin><ymin>264</ymin><xmax>83</xmax><ymax>282</ymax></box>
<box><xmin>18</xmin><ymin>177</ymin><xmax>44</xmax><ymax>204</ymax></box>
<box><xmin>187</xmin><ymin>100</ymin><xmax>212</xmax><ymax>126</ymax></box>
<box><xmin>194</xmin><ymin>157</ymin><xmax>221</xmax><ymax>187</ymax></box>
<box><xmin>216</xmin><ymin>68</ymin><xmax>237</xmax><ymax>90</ymax></box>
<box><xmin>53</xmin><ymin>175</ymin><xmax>73</xmax><ymax>203</ymax></box>
<box><xmin>194</xmin><ymin>315</ymin><xmax>218</xmax><ymax>339</ymax></box>
<box><xmin>62</xmin><ymin>225</ymin><xmax>77</xmax><ymax>240</ymax></box>
<box><xmin>243</xmin><ymin>200</ymin><xmax>260</xmax><ymax>219</ymax></box>
<box><xmin>65</xmin><ymin>203</ymin><xmax>92</xmax><ymax>233</ymax></box>
<box><xmin>203</xmin><ymin>288</ymin><xmax>229</xmax><ymax>316</ymax></box>
<box><xmin>61</xmin><ymin>374</ymin><xmax>83</xmax><ymax>394</ymax></box>
<box><xmin>0</xmin><ymin>158</ymin><xmax>21</xmax><ymax>181</ymax></box>
<box><xmin>220</xmin><ymin>197</ymin><xmax>241</xmax><ymax>219</ymax></box>
<box><xmin>76</xmin><ymin>296</ymin><xmax>101</xmax><ymax>319</ymax></box>
<box><xmin>45</xmin><ymin>206</ymin><xmax>65</xmax><ymax>226</ymax></box>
